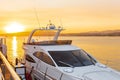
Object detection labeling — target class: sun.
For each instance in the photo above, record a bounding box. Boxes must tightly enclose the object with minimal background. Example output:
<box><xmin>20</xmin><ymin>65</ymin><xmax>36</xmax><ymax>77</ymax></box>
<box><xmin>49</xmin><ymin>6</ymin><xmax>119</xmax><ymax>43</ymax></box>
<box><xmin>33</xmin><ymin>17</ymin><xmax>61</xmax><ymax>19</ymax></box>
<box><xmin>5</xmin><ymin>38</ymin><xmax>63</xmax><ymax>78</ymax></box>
<box><xmin>4</xmin><ymin>22</ymin><xmax>25</xmax><ymax>33</ymax></box>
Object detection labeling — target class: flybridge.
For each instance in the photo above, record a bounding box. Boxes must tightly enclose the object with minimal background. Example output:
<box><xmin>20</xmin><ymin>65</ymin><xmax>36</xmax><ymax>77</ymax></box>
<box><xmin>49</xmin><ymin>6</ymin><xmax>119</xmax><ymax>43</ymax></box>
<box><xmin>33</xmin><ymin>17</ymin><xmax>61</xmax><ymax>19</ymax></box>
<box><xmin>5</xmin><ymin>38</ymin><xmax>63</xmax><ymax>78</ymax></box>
<box><xmin>27</xmin><ymin>22</ymin><xmax>65</xmax><ymax>43</ymax></box>
<box><xmin>27</xmin><ymin>28</ymin><xmax>64</xmax><ymax>43</ymax></box>
<box><xmin>24</xmin><ymin>40</ymin><xmax>72</xmax><ymax>45</ymax></box>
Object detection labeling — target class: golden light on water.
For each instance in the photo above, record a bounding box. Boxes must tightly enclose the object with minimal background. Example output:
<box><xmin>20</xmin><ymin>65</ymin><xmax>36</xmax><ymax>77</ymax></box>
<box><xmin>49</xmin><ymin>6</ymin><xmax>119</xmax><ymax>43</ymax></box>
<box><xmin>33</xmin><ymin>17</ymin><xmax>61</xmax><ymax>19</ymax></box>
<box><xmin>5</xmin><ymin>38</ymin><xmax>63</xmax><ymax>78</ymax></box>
<box><xmin>4</xmin><ymin>22</ymin><xmax>25</xmax><ymax>33</ymax></box>
<box><xmin>12</xmin><ymin>36</ymin><xmax>17</xmax><ymax>57</ymax></box>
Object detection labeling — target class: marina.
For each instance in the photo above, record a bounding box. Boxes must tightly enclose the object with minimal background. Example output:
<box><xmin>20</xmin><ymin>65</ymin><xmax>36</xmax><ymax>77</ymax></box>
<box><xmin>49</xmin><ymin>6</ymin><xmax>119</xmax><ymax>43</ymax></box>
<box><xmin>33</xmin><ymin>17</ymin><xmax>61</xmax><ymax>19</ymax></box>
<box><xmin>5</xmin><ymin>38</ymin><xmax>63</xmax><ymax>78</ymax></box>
<box><xmin>0</xmin><ymin>0</ymin><xmax>120</xmax><ymax>80</ymax></box>
<box><xmin>0</xmin><ymin>23</ymin><xmax>120</xmax><ymax>80</ymax></box>
<box><xmin>0</xmin><ymin>38</ymin><xmax>21</xmax><ymax>80</ymax></box>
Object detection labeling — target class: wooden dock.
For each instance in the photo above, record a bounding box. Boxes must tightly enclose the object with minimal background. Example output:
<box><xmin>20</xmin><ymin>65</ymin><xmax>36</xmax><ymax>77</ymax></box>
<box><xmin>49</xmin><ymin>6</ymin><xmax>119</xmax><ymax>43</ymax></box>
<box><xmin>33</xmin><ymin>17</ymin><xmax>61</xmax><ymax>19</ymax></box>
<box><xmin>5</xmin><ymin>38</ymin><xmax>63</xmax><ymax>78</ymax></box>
<box><xmin>0</xmin><ymin>52</ymin><xmax>21</xmax><ymax>80</ymax></box>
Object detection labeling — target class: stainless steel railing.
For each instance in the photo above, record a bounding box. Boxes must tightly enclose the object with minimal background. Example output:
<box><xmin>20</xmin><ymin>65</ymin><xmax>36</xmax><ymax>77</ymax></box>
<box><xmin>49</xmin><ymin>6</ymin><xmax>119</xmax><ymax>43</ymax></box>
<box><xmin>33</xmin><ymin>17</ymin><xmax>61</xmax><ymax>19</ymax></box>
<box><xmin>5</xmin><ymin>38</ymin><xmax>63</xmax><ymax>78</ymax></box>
<box><xmin>0</xmin><ymin>52</ymin><xmax>21</xmax><ymax>80</ymax></box>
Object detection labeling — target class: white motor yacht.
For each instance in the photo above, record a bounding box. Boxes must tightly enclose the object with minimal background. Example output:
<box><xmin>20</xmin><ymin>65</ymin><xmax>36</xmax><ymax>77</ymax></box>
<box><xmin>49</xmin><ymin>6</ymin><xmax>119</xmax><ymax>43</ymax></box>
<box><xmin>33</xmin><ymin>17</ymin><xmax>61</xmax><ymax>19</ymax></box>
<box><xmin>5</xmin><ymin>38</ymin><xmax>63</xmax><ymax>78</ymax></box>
<box><xmin>23</xmin><ymin>23</ymin><xmax>120</xmax><ymax>80</ymax></box>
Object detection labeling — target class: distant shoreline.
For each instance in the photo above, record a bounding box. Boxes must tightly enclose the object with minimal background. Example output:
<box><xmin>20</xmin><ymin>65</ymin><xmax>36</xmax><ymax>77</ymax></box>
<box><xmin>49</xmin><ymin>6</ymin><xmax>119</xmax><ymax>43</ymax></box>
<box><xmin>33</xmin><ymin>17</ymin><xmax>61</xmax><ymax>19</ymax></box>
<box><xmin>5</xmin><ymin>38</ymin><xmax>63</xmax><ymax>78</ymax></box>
<box><xmin>1</xmin><ymin>35</ymin><xmax>120</xmax><ymax>37</ymax></box>
<box><xmin>0</xmin><ymin>29</ymin><xmax>120</xmax><ymax>37</ymax></box>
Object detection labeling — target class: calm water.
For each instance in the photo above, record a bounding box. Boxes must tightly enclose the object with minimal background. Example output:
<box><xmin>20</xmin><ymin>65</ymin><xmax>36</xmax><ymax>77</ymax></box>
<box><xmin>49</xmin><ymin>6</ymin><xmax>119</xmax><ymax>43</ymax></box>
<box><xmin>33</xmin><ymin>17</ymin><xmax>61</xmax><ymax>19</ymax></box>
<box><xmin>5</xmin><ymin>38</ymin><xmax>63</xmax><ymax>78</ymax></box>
<box><xmin>6</xmin><ymin>36</ymin><xmax>120</xmax><ymax>71</ymax></box>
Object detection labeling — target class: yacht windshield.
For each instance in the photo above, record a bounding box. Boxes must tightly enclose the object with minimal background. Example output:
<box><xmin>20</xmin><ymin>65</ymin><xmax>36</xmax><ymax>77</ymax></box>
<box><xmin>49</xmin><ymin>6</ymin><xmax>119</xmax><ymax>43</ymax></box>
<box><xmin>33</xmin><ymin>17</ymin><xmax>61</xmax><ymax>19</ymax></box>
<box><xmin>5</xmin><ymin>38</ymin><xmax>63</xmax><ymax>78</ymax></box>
<box><xmin>49</xmin><ymin>50</ymin><xmax>96</xmax><ymax>67</ymax></box>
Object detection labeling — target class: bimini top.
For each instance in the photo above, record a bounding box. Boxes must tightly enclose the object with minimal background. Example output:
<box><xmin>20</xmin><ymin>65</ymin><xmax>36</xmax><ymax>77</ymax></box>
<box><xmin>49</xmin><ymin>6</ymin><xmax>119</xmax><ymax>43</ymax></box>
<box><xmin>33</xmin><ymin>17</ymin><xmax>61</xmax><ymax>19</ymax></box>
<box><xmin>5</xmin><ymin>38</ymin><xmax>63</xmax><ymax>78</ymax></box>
<box><xmin>24</xmin><ymin>40</ymin><xmax>72</xmax><ymax>45</ymax></box>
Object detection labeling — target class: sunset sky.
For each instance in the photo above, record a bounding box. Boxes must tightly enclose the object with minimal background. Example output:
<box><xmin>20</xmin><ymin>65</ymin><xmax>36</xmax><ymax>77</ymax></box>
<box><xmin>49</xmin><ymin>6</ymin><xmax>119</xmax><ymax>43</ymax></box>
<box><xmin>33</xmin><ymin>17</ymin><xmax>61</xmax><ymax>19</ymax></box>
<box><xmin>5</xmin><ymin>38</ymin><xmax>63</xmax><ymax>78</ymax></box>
<box><xmin>0</xmin><ymin>0</ymin><xmax>120</xmax><ymax>33</ymax></box>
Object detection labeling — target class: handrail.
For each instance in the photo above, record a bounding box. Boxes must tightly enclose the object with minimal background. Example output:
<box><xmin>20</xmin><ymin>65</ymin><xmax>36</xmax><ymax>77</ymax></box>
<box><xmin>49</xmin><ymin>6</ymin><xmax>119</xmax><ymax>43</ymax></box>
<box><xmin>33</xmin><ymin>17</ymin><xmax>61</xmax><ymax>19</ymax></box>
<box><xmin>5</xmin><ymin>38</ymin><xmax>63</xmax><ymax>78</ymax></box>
<box><xmin>27</xmin><ymin>28</ymin><xmax>64</xmax><ymax>43</ymax></box>
<box><xmin>0</xmin><ymin>52</ymin><xmax>21</xmax><ymax>80</ymax></box>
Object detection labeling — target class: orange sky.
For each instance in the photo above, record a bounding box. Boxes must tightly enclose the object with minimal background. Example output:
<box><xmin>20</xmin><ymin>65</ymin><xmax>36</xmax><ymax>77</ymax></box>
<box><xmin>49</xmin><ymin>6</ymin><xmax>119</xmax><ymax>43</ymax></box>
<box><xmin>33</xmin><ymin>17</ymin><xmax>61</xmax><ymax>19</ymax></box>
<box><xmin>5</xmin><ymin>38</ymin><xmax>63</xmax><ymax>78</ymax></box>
<box><xmin>0</xmin><ymin>0</ymin><xmax>120</xmax><ymax>33</ymax></box>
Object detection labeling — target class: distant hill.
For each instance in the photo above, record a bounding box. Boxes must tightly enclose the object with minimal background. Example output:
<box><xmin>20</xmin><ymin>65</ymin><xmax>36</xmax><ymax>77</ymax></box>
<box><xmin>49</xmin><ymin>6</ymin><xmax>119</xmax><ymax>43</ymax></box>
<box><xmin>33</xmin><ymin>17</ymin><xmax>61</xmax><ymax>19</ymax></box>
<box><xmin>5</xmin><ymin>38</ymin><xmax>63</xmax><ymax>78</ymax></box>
<box><xmin>62</xmin><ymin>30</ymin><xmax>120</xmax><ymax>36</ymax></box>
<box><xmin>0</xmin><ymin>30</ymin><xmax>120</xmax><ymax>36</ymax></box>
<box><xmin>0</xmin><ymin>32</ymin><xmax>30</xmax><ymax>37</ymax></box>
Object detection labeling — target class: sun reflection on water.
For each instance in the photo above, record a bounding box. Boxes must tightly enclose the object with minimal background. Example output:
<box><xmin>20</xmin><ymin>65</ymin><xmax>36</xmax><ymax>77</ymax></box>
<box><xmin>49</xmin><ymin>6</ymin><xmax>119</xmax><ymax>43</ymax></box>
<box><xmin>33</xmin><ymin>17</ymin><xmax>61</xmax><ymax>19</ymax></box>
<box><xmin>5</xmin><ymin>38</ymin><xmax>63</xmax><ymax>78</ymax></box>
<box><xmin>7</xmin><ymin>36</ymin><xmax>24</xmax><ymax>65</ymax></box>
<box><xmin>12</xmin><ymin>36</ymin><xmax>17</xmax><ymax>57</ymax></box>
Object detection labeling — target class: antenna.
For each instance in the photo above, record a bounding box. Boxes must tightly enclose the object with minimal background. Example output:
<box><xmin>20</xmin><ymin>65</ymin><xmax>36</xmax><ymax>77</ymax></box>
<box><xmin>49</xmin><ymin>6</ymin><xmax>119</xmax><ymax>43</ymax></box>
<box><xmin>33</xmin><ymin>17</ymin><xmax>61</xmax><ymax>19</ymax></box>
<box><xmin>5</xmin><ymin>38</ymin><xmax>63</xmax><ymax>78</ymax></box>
<box><xmin>60</xmin><ymin>19</ymin><xmax>63</xmax><ymax>28</ymax></box>
<box><xmin>34</xmin><ymin>7</ymin><xmax>40</xmax><ymax>28</ymax></box>
<box><xmin>49</xmin><ymin>20</ymin><xmax>52</xmax><ymax>25</ymax></box>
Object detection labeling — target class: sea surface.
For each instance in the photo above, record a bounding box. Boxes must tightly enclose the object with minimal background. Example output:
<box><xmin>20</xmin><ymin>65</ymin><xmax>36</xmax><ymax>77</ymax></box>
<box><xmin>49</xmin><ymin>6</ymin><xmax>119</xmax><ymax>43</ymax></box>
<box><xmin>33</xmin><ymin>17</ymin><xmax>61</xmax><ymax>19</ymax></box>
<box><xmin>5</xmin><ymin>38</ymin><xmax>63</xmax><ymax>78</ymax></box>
<box><xmin>5</xmin><ymin>36</ymin><xmax>120</xmax><ymax>71</ymax></box>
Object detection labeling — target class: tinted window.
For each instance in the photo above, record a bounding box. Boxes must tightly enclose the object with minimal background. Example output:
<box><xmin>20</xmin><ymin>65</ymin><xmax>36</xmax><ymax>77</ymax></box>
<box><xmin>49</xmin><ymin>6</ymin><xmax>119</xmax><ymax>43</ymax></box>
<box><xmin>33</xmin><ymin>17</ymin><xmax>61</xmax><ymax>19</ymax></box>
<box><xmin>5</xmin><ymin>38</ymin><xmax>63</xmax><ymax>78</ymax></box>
<box><xmin>26</xmin><ymin>54</ymin><xmax>36</xmax><ymax>63</ymax></box>
<box><xmin>33</xmin><ymin>52</ymin><xmax>43</xmax><ymax>59</ymax></box>
<box><xmin>33</xmin><ymin>52</ymin><xmax>55</xmax><ymax>66</ymax></box>
<box><xmin>49</xmin><ymin>50</ymin><xmax>96</xmax><ymax>67</ymax></box>
<box><xmin>43</xmin><ymin>53</ymin><xmax>55</xmax><ymax>66</ymax></box>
